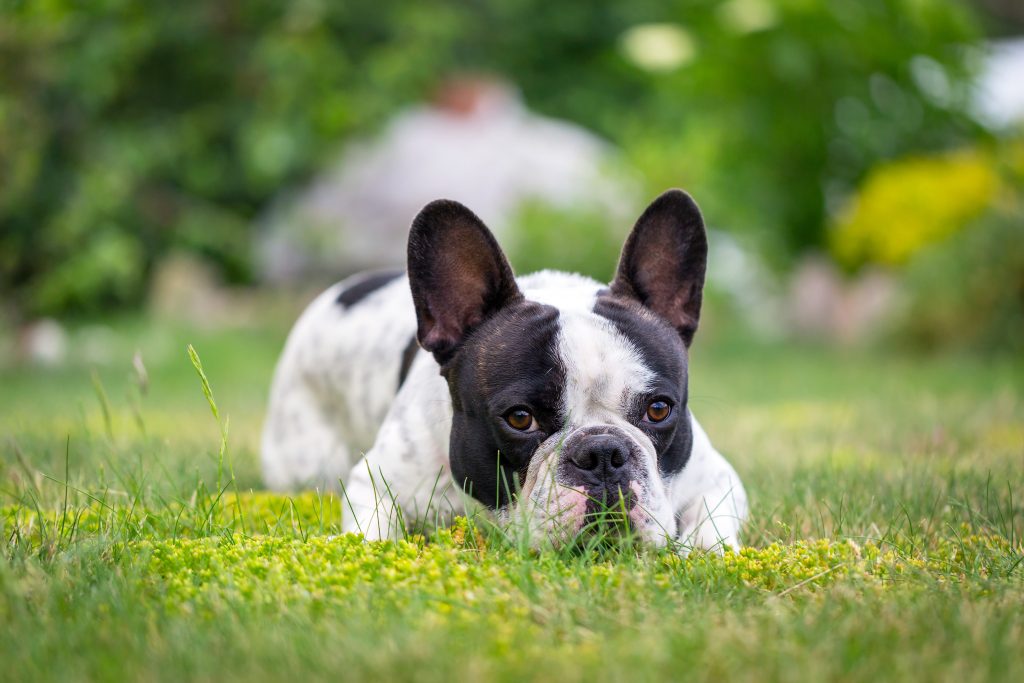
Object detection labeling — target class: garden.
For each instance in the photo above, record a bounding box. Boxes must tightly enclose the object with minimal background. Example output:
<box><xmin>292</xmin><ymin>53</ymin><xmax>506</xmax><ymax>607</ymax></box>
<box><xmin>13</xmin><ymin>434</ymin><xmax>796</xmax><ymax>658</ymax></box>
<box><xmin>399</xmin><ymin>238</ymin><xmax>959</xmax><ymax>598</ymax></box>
<box><xmin>2</xmin><ymin>1</ymin><xmax>1022</xmax><ymax>681</ymax></box>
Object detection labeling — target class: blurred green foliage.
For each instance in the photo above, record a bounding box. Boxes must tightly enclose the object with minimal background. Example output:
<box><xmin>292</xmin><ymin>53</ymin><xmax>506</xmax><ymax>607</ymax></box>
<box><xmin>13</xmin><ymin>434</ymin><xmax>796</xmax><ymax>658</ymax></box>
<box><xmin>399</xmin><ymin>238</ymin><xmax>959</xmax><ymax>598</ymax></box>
<box><xmin>897</xmin><ymin>205</ymin><xmax>1024</xmax><ymax>353</ymax></box>
<box><xmin>0</xmin><ymin>0</ymin><xmax>985</xmax><ymax>316</ymax></box>
<box><xmin>507</xmin><ymin>201</ymin><xmax>626</xmax><ymax>282</ymax></box>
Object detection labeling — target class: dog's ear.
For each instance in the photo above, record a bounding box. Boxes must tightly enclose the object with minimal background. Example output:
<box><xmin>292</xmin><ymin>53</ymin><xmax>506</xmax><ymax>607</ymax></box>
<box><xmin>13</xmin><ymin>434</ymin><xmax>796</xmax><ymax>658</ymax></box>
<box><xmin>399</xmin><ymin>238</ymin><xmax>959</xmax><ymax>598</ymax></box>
<box><xmin>610</xmin><ymin>189</ymin><xmax>708</xmax><ymax>347</ymax></box>
<box><xmin>408</xmin><ymin>199</ymin><xmax>522</xmax><ymax>365</ymax></box>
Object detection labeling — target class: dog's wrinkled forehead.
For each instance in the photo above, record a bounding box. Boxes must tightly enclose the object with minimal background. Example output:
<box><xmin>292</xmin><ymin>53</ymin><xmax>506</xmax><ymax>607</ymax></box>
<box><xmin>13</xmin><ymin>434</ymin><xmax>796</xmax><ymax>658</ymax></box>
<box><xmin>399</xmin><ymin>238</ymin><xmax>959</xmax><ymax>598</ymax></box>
<box><xmin>451</xmin><ymin>272</ymin><xmax>688</xmax><ymax>420</ymax></box>
<box><xmin>592</xmin><ymin>294</ymin><xmax>689</xmax><ymax>393</ymax></box>
<box><xmin>555</xmin><ymin>310</ymin><xmax>654</xmax><ymax>419</ymax></box>
<box><xmin>520</xmin><ymin>272</ymin><xmax>686</xmax><ymax>420</ymax></box>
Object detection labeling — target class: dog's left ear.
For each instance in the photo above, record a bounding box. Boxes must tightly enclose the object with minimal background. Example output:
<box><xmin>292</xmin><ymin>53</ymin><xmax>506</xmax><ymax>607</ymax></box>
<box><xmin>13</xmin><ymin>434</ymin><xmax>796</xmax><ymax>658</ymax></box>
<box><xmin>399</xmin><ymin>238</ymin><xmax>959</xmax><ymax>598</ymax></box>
<box><xmin>610</xmin><ymin>189</ymin><xmax>708</xmax><ymax>347</ymax></box>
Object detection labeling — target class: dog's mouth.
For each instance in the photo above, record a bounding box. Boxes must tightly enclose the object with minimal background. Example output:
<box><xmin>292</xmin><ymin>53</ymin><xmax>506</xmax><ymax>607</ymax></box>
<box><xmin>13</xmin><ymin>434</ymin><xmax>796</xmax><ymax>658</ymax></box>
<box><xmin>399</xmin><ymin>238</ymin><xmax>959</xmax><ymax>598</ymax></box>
<box><xmin>543</xmin><ymin>482</ymin><xmax>648</xmax><ymax>546</ymax></box>
<box><xmin>582</xmin><ymin>483</ymin><xmax>639</xmax><ymax>517</ymax></box>
<box><xmin>513</xmin><ymin>465</ymin><xmax>668</xmax><ymax>549</ymax></box>
<box><xmin>566</xmin><ymin>505</ymin><xmax>643</xmax><ymax>552</ymax></box>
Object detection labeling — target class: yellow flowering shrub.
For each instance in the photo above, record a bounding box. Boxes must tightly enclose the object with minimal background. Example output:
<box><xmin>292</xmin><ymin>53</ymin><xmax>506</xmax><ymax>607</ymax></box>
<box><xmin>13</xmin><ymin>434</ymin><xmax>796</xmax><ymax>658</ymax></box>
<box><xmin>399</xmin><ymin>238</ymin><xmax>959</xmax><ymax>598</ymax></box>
<box><xmin>117</xmin><ymin>529</ymin><xmax>1017</xmax><ymax>619</ymax></box>
<box><xmin>4</xmin><ymin>493</ymin><xmax>1018</xmax><ymax>620</ymax></box>
<box><xmin>831</xmin><ymin>148</ymin><xmax>1000</xmax><ymax>268</ymax></box>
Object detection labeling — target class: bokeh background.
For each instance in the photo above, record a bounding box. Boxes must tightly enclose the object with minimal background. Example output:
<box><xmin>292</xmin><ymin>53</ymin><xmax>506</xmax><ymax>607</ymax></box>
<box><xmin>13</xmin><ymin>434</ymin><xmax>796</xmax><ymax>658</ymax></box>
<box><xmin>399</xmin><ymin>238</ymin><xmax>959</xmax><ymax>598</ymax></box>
<box><xmin>1</xmin><ymin>0</ymin><xmax>1022</xmax><ymax>368</ymax></box>
<box><xmin>3</xmin><ymin>8</ymin><xmax>1023</xmax><ymax>679</ymax></box>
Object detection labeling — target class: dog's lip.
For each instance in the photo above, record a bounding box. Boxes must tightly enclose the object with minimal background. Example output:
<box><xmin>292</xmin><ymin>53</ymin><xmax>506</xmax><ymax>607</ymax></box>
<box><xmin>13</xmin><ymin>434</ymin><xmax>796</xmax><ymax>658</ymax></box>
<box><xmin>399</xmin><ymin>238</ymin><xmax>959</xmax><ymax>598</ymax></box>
<box><xmin>544</xmin><ymin>480</ymin><xmax>646</xmax><ymax>524</ymax></box>
<box><xmin>581</xmin><ymin>484</ymin><xmax>639</xmax><ymax>515</ymax></box>
<box><xmin>575</xmin><ymin>480</ymin><xmax>663</xmax><ymax>534</ymax></box>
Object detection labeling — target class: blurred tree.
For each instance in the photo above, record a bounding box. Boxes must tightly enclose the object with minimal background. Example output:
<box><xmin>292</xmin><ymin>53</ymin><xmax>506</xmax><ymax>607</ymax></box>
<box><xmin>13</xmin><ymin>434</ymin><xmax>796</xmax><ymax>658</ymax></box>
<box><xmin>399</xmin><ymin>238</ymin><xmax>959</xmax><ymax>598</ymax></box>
<box><xmin>596</xmin><ymin>1</ymin><xmax>983</xmax><ymax>261</ymax></box>
<box><xmin>0</xmin><ymin>0</ymin><xmax>985</xmax><ymax>316</ymax></box>
<box><xmin>0</xmin><ymin>1</ymin><xmax>458</xmax><ymax>315</ymax></box>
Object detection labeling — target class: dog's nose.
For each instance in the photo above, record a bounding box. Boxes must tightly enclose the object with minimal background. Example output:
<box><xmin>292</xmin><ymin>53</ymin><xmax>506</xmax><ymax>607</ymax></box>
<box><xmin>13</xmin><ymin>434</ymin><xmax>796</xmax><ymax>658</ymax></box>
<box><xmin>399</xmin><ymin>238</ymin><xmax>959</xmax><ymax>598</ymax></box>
<box><xmin>568</xmin><ymin>434</ymin><xmax>630</xmax><ymax>474</ymax></box>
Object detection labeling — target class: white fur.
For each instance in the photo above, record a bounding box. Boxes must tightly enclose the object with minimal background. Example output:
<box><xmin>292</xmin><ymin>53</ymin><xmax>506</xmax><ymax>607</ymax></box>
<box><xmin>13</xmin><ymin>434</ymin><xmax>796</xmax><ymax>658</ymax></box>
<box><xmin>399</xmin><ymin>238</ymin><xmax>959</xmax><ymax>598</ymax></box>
<box><xmin>262</xmin><ymin>271</ymin><xmax>748</xmax><ymax>552</ymax></box>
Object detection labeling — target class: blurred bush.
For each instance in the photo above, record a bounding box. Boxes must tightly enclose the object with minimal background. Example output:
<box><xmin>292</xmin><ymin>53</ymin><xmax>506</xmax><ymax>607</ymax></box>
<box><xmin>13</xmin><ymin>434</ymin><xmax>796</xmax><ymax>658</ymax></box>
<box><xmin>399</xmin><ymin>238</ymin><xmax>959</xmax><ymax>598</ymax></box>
<box><xmin>830</xmin><ymin>148</ymin><xmax>1001</xmax><ymax>267</ymax></box>
<box><xmin>0</xmin><ymin>1</ymin><xmax>451</xmax><ymax>316</ymax></box>
<box><xmin>0</xmin><ymin>0</ymin><xmax>985</xmax><ymax>317</ymax></box>
<box><xmin>897</xmin><ymin>205</ymin><xmax>1024</xmax><ymax>352</ymax></box>
<box><xmin>613</xmin><ymin>0</ymin><xmax>983</xmax><ymax>261</ymax></box>
<box><xmin>506</xmin><ymin>201</ymin><xmax>626</xmax><ymax>282</ymax></box>
<box><xmin>831</xmin><ymin>137</ymin><xmax>1023</xmax><ymax>352</ymax></box>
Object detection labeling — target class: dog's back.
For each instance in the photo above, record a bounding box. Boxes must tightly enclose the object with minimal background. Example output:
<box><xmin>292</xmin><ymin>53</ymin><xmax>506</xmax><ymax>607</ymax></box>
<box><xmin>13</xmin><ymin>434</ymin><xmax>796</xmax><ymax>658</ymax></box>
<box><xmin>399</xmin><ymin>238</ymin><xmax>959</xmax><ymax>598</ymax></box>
<box><xmin>261</xmin><ymin>269</ymin><xmax>605</xmax><ymax>491</ymax></box>
<box><xmin>261</xmin><ymin>270</ymin><xmax>418</xmax><ymax>490</ymax></box>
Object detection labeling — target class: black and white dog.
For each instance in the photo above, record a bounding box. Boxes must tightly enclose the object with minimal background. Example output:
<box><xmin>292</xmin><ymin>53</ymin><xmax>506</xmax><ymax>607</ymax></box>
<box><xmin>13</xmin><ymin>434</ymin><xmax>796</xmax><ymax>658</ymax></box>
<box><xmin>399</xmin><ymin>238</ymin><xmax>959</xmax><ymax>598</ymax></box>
<box><xmin>262</xmin><ymin>190</ymin><xmax>747</xmax><ymax>552</ymax></box>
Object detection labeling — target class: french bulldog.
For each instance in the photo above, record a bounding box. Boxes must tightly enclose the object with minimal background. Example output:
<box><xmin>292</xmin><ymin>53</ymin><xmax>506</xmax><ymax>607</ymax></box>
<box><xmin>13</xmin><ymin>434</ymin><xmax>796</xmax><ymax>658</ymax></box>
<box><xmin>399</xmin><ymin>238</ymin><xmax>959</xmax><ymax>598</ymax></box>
<box><xmin>262</xmin><ymin>189</ymin><xmax>747</xmax><ymax>552</ymax></box>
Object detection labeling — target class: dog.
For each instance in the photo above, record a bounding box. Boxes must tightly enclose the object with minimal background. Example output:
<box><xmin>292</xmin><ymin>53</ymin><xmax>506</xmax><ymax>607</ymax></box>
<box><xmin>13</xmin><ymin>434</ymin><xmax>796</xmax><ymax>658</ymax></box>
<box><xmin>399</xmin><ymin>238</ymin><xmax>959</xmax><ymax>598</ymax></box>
<box><xmin>261</xmin><ymin>189</ymin><xmax>748</xmax><ymax>552</ymax></box>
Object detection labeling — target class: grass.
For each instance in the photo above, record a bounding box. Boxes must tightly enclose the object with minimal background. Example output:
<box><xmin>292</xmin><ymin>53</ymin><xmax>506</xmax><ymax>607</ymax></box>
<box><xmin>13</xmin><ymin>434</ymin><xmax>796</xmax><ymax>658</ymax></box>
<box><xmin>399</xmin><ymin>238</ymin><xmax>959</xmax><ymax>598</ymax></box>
<box><xmin>1</xmin><ymin>316</ymin><xmax>1022</xmax><ymax>682</ymax></box>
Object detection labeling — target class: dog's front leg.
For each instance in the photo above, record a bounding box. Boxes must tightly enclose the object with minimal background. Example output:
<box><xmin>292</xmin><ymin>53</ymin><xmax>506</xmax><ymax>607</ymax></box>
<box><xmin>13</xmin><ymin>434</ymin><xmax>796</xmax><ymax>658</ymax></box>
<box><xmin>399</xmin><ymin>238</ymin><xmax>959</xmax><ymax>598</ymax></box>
<box><xmin>670</xmin><ymin>415</ymin><xmax>749</xmax><ymax>555</ymax></box>
<box><xmin>674</xmin><ymin>483</ymin><xmax>747</xmax><ymax>554</ymax></box>
<box><xmin>343</xmin><ymin>449</ymin><xmax>460</xmax><ymax>541</ymax></box>
<box><xmin>341</xmin><ymin>400</ymin><xmax>460</xmax><ymax>541</ymax></box>
<box><xmin>342</xmin><ymin>453</ymin><xmax>408</xmax><ymax>541</ymax></box>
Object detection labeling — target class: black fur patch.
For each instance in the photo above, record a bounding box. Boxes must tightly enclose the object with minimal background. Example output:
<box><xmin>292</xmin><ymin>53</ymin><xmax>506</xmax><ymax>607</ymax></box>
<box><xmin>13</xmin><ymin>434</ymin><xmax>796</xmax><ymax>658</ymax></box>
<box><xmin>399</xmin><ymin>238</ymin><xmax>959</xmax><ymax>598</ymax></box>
<box><xmin>445</xmin><ymin>301</ymin><xmax>565</xmax><ymax>508</ymax></box>
<box><xmin>398</xmin><ymin>335</ymin><xmax>420</xmax><ymax>389</ymax></box>
<box><xmin>335</xmin><ymin>270</ymin><xmax>403</xmax><ymax>308</ymax></box>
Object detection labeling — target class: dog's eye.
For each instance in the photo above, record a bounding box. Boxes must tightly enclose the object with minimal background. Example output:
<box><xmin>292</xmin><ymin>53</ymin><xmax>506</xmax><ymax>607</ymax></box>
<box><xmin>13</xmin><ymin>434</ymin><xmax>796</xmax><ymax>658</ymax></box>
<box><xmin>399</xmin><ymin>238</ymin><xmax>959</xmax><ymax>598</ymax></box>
<box><xmin>504</xmin><ymin>408</ymin><xmax>537</xmax><ymax>432</ymax></box>
<box><xmin>644</xmin><ymin>400</ymin><xmax>672</xmax><ymax>423</ymax></box>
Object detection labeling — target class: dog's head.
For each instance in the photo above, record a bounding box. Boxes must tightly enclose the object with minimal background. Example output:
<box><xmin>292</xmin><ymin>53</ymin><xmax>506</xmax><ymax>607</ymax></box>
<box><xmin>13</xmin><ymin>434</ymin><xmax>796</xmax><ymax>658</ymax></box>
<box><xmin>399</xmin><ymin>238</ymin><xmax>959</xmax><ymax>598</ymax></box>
<box><xmin>407</xmin><ymin>190</ymin><xmax>707</xmax><ymax>546</ymax></box>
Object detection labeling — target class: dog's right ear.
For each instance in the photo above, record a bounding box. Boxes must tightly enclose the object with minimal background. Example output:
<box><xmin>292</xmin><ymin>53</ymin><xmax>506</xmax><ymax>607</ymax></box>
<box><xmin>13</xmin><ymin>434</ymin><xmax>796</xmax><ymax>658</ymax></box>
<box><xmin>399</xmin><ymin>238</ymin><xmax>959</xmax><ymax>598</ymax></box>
<box><xmin>610</xmin><ymin>189</ymin><xmax>708</xmax><ymax>347</ymax></box>
<box><xmin>408</xmin><ymin>200</ymin><xmax>522</xmax><ymax>366</ymax></box>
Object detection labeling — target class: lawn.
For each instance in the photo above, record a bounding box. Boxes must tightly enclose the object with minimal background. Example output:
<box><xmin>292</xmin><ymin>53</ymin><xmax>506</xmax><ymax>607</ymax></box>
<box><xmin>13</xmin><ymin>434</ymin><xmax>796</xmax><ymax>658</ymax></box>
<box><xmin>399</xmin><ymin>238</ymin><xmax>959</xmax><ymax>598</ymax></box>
<box><xmin>2</xmin><ymin>317</ymin><xmax>1022</xmax><ymax>682</ymax></box>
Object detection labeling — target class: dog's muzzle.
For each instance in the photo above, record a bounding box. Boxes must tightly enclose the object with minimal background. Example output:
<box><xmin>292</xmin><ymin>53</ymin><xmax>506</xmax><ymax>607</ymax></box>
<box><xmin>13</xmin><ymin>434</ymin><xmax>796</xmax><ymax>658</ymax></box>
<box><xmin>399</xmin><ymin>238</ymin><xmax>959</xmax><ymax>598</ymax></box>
<box><xmin>558</xmin><ymin>425</ymin><xmax>644</xmax><ymax>515</ymax></box>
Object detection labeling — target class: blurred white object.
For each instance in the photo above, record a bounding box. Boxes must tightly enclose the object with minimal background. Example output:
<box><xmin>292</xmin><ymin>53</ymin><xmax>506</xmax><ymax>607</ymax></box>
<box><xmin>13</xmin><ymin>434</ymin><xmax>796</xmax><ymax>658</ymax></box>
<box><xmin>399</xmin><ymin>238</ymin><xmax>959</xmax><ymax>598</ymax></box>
<box><xmin>257</xmin><ymin>77</ymin><xmax>636</xmax><ymax>282</ymax></box>
<box><xmin>706</xmin><ymin>229</ymin><xmax>785</xmax><ymax>339</ymax></box>
<box><xmin>619</xmin><ymin>23</ymin><xmax>697</xmax><ymax>72</ymax></box>
<box><xmin>974</xmin><ymin>38</ymin><xmax>1024</xmax><ymax>129</ymax></box>
<box><xmin>18</xmin><ymin>318</ymin><xmax>68</xmax><ymax>367</ymax></box>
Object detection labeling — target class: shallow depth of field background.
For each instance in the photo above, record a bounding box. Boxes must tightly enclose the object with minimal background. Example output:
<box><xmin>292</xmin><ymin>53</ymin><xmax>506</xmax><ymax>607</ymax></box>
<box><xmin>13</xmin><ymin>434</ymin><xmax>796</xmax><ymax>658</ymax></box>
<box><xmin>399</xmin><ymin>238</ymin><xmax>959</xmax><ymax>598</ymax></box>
<box><xmin>1</xmin><ymin>2</ymin><xmax>1023</xmax><ymax>682</ymax></box>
